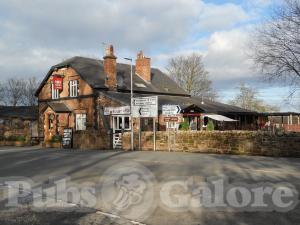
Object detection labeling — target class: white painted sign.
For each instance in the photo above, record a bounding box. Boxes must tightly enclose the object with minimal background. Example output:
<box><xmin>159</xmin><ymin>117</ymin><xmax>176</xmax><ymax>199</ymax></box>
<box><xmin>132</xmin><ymin>96</ymin><xmax>158</xmax><ymax>117</ymax></box>
<box><xmin>132</xmin><ymin>96</ymin><xmax>157</xmax><ymax>106</ymax></box>
<box><xmin>104</xmin><ymin>106</ymin><xmax>130</xmax><ymax>115</ymax></box>
<box><xmin>162</xmin><ymin>105</ymin><xmax>181</xmax><ymax>116</ymax></box>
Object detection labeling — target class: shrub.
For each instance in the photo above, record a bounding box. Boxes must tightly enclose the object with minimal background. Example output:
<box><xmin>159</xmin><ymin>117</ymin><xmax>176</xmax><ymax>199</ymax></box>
<box><xmin>50</xmin><ymin>135</ymin><xmax>61</xmax><ymax>143</ymax></box>
<box><xmin>207</xmin><ymin>120</ymin><xmax>215</xmax><ymax>131</ymax></box>
<box><xmin>16</xmin><ymin>135</ymin><xmax>26</xmax><ymax>142</ymax></box>
<box><xmin>179</xmin><ymin>121</ymin><xmax>189</xmax><ymax>131</ymax></box>
<box><xmin>6</xmin><ymin>136</ymin><xmax>17</xmax><ymax>141</ymax></box>
<box><xmin>0</xmin><ymin>136</ymin><xmax>4</xmax><ymax>141</ymax></box>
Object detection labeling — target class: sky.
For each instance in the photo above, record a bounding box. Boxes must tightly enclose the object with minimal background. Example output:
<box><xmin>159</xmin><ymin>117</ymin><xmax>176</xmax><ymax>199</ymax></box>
<box><xmin>0</xmin><ymin>0</ymin><xmax>297</xmax><ymax>111</ymax></box>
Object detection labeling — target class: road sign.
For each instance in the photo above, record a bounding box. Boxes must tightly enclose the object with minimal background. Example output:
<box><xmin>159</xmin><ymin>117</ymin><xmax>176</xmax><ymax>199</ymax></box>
<box><xmin>104</xmin><ymin>106</ymin><xmax>130</xmax><ymax>115</ymax></box>
<box><xmin>62</xmin><ymin>128</ymin><xmax>73</xmax><ymax>149</ymax></box>
<box><xmin>132</xmin><ymin>96</ymin><xmax>158</xmax><ymax>117</ymax></box>
<box><xmin>164</xmin><ymin>117</ymin><xmax>179</xmax><ymax>122</ymax></box>
<box><xmin>162</xmin><ymin>105</ymin><xmax>181</xmax><ymax>116</ymax></box>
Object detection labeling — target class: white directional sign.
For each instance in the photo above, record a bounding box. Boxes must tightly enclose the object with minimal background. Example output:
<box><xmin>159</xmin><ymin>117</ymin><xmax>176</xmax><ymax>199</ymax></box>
<box><xmin>162</xmin><ymin>105</ymin><xmax>181</xmax><ymax>116</ymax></box>
<box><xmin>104</xmin><ymin>106</ymin><xmax>130</xmax><ymax>115</ymax></box>
<box><xmin>132</xmin><ymin>96</ymin><xmax>158</xmax><ymax>117</ymax></box>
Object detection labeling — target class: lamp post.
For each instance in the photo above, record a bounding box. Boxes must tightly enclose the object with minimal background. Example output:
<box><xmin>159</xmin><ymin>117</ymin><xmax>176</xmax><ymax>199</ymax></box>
<box><xmin>124</xmin><ymin>57</ymin><xmax>134</xmax><ymax>151</ymax></box>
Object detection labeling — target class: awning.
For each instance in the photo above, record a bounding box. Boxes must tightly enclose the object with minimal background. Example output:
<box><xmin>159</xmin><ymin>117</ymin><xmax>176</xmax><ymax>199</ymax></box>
<box><xmin>204</xmin><ymin>114</ymin><xmax>237</xmax><ymax>122</ymax></box>
<box><xmin>48</xmin><ymin>102</ymin><xmax>72</xmax><ymax>113</ymax></box>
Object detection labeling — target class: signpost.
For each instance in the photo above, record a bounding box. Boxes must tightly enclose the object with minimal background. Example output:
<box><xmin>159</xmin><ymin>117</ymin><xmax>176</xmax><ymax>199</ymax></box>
<box><xmin>132</xmin><ymin>96</ymin><xmax>158</xmax><ymax>118</ymax></box>
<box><xmin>164</xmin><ymin>117</ymin><xmax>179</xmax><ymax>122</ymax></box>
<box><xmin>162</xmin><ymin>105</ymin><xmax>181</xmax><ymax>116</ymax></box>
<box><xmin>162</xmin><ymin>105</ymin><xmax>181</xmax><ymax>152</ymax></box>
<box><xmin>104</xmin><ymin>106</ymin><xmax>130</xmax><ymax>115</ymax></box>
<box><xmin>132</xmin><ymin>96</ymin><xmax>158</xmax><ymax>151</ymax></box>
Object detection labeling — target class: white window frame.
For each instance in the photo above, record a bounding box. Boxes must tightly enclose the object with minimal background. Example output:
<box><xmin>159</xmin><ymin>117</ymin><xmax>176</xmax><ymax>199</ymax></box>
<box><xmin>112</xmin><ymin>116</ymin><xmax>131</xmax><ymax>132</ymax></box>
<box><xmin>76</xmin><ymin>114</ymin><xmax>86</xmax><ymax>131</ymax></box>
<box><xmin>51</xmin><ymin>83</ymin><xmax>59</xmax><ymax>99</ymax></box>
<box><xmin>69</xmin><ymin>80</ymin><xmax>79</xmax><ymax>97</ymax></box>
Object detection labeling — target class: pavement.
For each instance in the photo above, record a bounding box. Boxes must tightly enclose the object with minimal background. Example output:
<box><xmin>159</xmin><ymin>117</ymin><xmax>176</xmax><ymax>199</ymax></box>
<box><xmin>0</xmin><ymin>146</ymin><xmax>300</xmax><ymax>225</ymax></box>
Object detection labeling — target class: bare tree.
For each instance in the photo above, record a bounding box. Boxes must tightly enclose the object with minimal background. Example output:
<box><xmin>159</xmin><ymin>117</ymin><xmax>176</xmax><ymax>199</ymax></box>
<box><xmin>23</xmin><ymin>77</ymin><xmax>39</xmax><ymax>106</ymax></box>
<box><xmin>167</xmin><ymin>53</ymin><xmax>217</xmax><ymax>100</ymax></box>
<box><xmin>251</xmin><ymin>0</ymin><xmax>300</xmax><ymax>96</ymax></box>
<box><xmin>0</xmin><ymin>77</ymin><xmax>39</xmax><ymax>106</ymax></box>
<box><xmin>0</xmin><ymin>82</ymin><xmax>5</xmax><ymax>106</ymax></box>
<box><xmin>229</xmin><ymin>83</ymin><xmax>280</xmax><ymax>112</ymax></box>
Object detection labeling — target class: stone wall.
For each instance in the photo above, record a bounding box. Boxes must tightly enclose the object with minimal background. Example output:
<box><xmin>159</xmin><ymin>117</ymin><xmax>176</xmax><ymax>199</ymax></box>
<box><xmin>73</xmin><ymin>130</ymin><xmax>111</xmax><ymax>150</ymax></box>
<box><xmin>122</xmin><ymin>131</ymin><xmax>300</xmax><ymax>157</ymax></box>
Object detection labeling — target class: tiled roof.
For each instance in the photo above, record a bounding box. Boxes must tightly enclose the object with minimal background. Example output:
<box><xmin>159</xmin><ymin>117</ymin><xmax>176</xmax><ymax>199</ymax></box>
<box><xmin>0</xmin><ymin>106</ymin><xmax>38</xmax><ymax>120</ymax></box>
<box><xmin>99</xmin><ymin>91</ymin><xmax>257</xmax><ymax>114</ymax></box>
<box><xmin>48</xmin><ymin>102</ymin><xmax>71</xmax><ymax>113</ymax></box>
<box><xmin>36</xmin><ymin>56</ymin><xmax>188</xmax><ymax>96</ymax></box>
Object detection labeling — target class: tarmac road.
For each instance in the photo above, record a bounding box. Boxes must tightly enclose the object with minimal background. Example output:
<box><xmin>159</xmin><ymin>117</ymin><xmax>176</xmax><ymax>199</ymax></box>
<box><xmin>0</xmin><ymin>146</ymin><xmax>299</xmax><ymax>225</ymax></box>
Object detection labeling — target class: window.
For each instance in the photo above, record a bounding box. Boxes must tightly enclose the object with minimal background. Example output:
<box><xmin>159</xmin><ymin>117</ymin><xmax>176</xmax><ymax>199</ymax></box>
<box><xmin>51</xmin><ymin>83</ymin><xmax>59</xmax><ymax>99</ymax></box>
<box><xmin>69</xmin><ymin>80</ymin><xmax>79</xmax><ymax>97</ymax></box>
<box><xmin>76</xmin><ymin>114</ymin><xmax>86</xmax><ymax>131</ymax></box>
<box><xmin>134</xmin><ymin>83</ymin><xmax>146</xmax><ymax>88</ymax></box>
<box><xmin>112</xmin><ymin>116</ymin><xmax>131</xmax><ymax>131</ymax></box>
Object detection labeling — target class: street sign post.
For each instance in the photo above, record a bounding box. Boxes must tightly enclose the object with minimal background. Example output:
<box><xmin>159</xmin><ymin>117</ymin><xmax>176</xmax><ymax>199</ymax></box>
<box><xmin>132</xmin><ymin>96</ymin><xmax>158</xmax><ymax>118</ymax></box>
<box><xmin>162</xmin><ymin>105</ymin><xmax>181</xmax><ymax>152</ymax></box>
<box><xmin>162</xmin><ymin>105</ymin><xmax>181</xmax><ymax>116</ymax></box>
<box><xmin>164</xmin><ymin>117</ymin><xmax>179</xmax><ymax>122</ymax></box>
<box><xmin>132</xmin><ymin>96</ymin><xmax>158</xmax><ymax>151</ymax></box>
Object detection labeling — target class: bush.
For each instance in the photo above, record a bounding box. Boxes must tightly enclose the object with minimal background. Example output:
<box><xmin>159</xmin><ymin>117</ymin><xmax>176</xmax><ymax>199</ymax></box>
<box><xmin>179</xmin><ymin>121</ymin><xmax>189</xmax><ymax>131</ymax></box>
<box><xmin>6</xmin><ymin>136</ymin><xmax>17</xmax><ymax>141</ymax></box>
<box><xmin>50</xmin><ymin>135</ymin><xmax>61</xmax><ymax>143</ymax></box>
<box><xmin>0</xmin><ymin>136</ymin><xmax>4</xmax><ymax>141</ymax></box>
<box><xmin>16</xmin><ymin>135</ymin><xmax>26</xmax><ymax>142</ymax></box>
<box><xmin>207</xmin><ymin>120</ymin><xmax>215</xmax><ymax>131</ymax></box>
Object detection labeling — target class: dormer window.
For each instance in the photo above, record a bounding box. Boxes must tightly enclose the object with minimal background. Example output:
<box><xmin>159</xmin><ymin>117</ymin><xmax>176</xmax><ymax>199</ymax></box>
<box><xmin>51</xmin><ymin>83</ymin><xmax>59</xmax><ymax>99</ymax></box>
<box><xmin>135</xmin><ymin>83</ymin><xmax>146</xmax><ymax>88</ymax></box>
<box><xmin>69</xmin><ymin>80</ymin><xmax>79</xmax><ymax>97</ymax></box>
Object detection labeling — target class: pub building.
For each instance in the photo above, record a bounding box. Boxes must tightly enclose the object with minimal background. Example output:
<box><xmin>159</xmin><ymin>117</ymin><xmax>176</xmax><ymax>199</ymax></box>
<box><xmin>35</xmin><ymin>45</ymin><xmax>263</xmax><ymax>149</ymax></box>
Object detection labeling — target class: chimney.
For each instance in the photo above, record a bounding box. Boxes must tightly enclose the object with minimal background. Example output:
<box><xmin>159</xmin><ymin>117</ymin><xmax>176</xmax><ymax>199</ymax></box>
<box><xmin>135</xmin><ymin>51</ymin><xmax>151</xmax><ymax>82</ymax></box>
<box><xmin>103</xmin><ymin>45</ymin><xmax>117</xmax><ymax>90</ymax></box>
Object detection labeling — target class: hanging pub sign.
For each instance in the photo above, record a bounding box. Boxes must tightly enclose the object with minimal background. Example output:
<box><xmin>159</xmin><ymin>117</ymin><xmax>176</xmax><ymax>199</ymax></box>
<box><xmin>53</xmin><ymin>75</ymin><xmax>63</xmax><ymax>90</ymax></box>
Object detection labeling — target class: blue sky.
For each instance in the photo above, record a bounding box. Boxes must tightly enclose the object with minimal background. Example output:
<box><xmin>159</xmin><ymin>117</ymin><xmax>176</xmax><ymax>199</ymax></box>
<box><xmin>0</xmin><ymin>0</ymin><xmax>296</xmax><ymax>111</ymax></box>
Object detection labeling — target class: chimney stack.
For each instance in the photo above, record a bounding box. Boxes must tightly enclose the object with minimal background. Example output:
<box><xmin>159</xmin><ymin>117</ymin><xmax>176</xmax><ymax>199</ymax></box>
<box><xmin>135</xmin><ymin>51</ymin><xmax>151</xmax><ymax>82</ymax></box>
<box><xmin>103</xmin><ymin>45</ymin><xmax>117</xmax><ymax>90</ymax></box>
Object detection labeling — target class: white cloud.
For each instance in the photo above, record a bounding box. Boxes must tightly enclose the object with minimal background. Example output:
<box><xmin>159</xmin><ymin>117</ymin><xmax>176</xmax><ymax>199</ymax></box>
<box><xmin>203</xmin><ymin>28</ymin><xmax>254</xmax><ymax>81</ymax></box>
<box><xmin>197</xmin><ymin>2</ymin><xmax>249</xmax><ymax>31</ymax></box>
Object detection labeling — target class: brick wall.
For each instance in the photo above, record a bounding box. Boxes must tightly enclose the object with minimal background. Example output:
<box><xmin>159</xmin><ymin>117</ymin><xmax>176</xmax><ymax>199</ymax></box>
<box><xmin>122</xmin><ymin>131</ymin><xmax>300</xmax><ymax>157</ymax></box>
<box><xmin>73</xmin><ymin>130</ymin><xmax>111</xmax><ymax>149</ymax></box>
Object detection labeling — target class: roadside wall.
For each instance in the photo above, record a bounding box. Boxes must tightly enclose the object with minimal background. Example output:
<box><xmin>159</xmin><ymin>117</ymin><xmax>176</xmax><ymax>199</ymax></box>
<box><xmin>73</xmin><ymin>130</ymin><xmax>111</xmax><ymax>150</ymax></box>
<box><xmin>122</xmin><ymin>131</ymin><xmax>300</xmax><ymax>157</ymax></box>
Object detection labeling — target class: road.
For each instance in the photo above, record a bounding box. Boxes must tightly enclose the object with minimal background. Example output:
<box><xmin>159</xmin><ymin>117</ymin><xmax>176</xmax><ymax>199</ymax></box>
<box><xmin>0</xmin><ymin>146</ymin><xmax>300</xmax><ymax>225</ymax></box>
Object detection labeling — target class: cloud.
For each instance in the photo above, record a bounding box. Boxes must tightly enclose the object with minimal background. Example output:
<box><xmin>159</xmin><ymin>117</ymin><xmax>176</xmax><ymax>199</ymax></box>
<box><xmin>0</xmin><ymin>0</ymin><xmax>203</xmax><ymax>79</ymax></box>
<box><xmin>203</xmin><ymin>28</ymin><xmax>255</xmax><ymax>82</ymax></box>
<box><xmin>0</xmin><ymin>0</ymin><xmax>200</xmax><ymax>51</ymax></box>
<box><xmin>197</xmin><ymin>2</ymin><xmax>249</xmax><ymax>31</ymax></box>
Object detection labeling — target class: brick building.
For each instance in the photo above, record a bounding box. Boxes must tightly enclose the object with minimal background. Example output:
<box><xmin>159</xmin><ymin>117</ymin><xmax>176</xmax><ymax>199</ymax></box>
<box><xmin>35</xmin><ymin>45</ymin><xmax>259</xmax><ymax>149</ymax></box>
<box><xmin>0</xmin><ymin>106</ymin><xmax>38</xmax><ymax>140</ymax></box>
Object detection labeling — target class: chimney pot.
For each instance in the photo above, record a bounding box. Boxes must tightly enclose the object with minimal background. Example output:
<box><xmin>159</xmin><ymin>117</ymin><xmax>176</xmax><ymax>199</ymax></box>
<box><xmin>135</xmin><ymin>50</ymin><xmax>151</xmax><ymax>82</ymax></box>
<box><xmin>103</xmin><ymin>44</ymin><xmax>117</xmax><ymax>90</ymax></box>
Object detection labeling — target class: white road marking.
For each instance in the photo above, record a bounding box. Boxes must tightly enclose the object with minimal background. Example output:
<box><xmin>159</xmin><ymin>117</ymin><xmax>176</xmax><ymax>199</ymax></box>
<box><xmin>96</xmin><ymin>210</ymin><xmax>147</xmax><ymax>225</ymax></box>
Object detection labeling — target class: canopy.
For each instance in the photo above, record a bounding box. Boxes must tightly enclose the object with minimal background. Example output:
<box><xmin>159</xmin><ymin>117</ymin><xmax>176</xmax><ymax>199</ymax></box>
<box><xmin>204</xmin><ymin>114</ymin><xmax>237</xmax><ymax>122</ymax></box>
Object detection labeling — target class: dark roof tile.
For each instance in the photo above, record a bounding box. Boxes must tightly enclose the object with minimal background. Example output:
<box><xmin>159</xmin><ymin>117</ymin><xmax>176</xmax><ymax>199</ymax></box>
<box><xmin>0</xmin><ymin>106</ymin><xmax>38</xmax><ymax>120</ymax></box>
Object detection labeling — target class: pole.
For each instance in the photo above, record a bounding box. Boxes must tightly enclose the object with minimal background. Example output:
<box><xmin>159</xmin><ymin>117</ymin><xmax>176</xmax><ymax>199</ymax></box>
<box><xmin>125</xmin><ymin>57</ymin><xmax>134</xmax><ymax>151</ymax></box>
<box><xmin>130</xmin><ymin>60</ymin><xmax>134</xmax><ymax>151</ymax></box>
<box><xmin>153</xmin><ymin>118</ymin><xmax>156</xmax><ymax>151</ymax></box>
<box><xmin>168</xmin><ymin>122</ymin><xmax>170</xmax><ymax>152</ymax></box>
